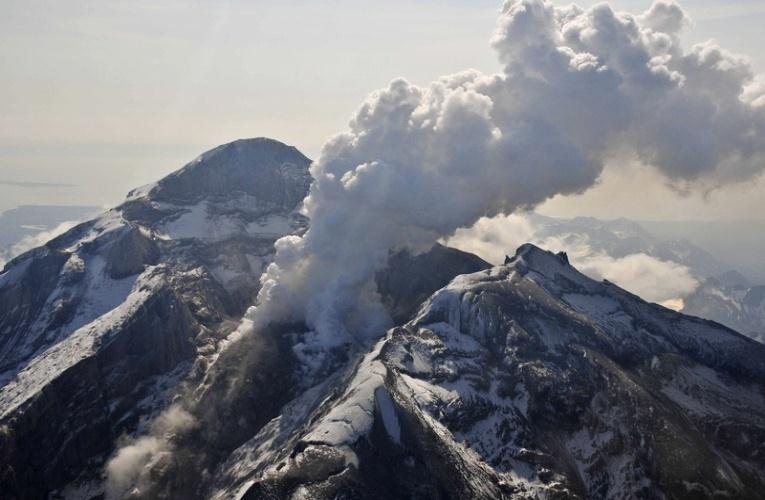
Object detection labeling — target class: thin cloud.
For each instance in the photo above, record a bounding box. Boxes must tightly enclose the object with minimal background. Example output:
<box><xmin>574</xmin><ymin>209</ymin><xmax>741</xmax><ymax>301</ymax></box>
<box><xmin>445</xmin><ymin>213</ymin><xmax>699</xmax><ymax>305</ymax></box>
<box><xmin>0</xmin><ymin>180</ymin><xmax>76</xmax><ymax>188</ymax></box>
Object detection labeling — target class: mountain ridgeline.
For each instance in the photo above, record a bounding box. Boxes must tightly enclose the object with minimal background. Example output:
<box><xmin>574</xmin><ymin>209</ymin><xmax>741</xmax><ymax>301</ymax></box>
<box><xmin>0</xmin><ymin>139</ymin><xmax>764</xmax><ymax>500</ymax></box>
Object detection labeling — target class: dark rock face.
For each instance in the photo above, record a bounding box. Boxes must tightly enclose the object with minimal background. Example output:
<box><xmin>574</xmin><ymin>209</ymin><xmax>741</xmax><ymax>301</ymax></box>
<box><xmin>144</xmin><ymin>138</ymin><xmax>312</xmax><ymax>208</ymax></box>
<box><xmin>105</xmin><ymin>226</ymin><xmax>159</xmax><ymax>279</ymax></box>
<box><xmin>376</xmin><ymin>243</ymin><xmax>492</xmax><ymax>323</ymax></box>
<box><xmin>0</xmin><ymin>138</ymin><xmax>312</xmax><ymax>499</ymax></box>
<box><xmin>0</xmin><ymin>250</ymin><xmax>71</xmax><ymax>372</ymax></box>
<box><xmin>1</xmin><ymin>283</ymin><xmax>196</xmax><ymax>500</ymax></box>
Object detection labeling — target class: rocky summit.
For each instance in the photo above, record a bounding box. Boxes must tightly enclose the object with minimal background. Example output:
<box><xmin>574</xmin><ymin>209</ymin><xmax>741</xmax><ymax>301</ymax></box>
<box><xmin>1</xmin><ymin>139</ymin><xmax>764</xmax><ymax>500</ymax></box>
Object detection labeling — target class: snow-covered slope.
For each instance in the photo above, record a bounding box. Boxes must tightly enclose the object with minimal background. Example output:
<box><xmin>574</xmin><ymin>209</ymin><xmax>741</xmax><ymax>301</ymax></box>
<box><xmin>525</xmin><ymin>216</ymin><xmax>765</xmax><ymax>344</ymax></box>
<box><xmin>207</xmin><ymin>245</ymin><xmax>765</xmax><ymax>500</ymax></box>
<box><xmin>0</xmin><ymin>138</ymin><xmax>312</xmax><ymax>499</ymax></box>
<box><xmin>451</xmin><ymin>213</ymin><xmax>765</xmax><ymax>343</ymax></box>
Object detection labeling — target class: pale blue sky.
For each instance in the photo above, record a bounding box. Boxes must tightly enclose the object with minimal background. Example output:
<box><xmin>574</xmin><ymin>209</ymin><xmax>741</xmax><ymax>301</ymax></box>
<box><xmin>1</xmin><ymin>0</ymin><xmax>764</xmax><ymax>218</ymax></box>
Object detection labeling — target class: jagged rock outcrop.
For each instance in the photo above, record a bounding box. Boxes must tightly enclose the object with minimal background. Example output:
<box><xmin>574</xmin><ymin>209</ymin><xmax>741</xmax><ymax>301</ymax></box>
<box><xmin>376</xmin><ymin>243</ymin><xmax>492</xmax><ymax>323</ymax></box>
<box><xmin>105</xmin><ymin>226</ymin><xmax>160</xmax><ymax>279</ymax></box>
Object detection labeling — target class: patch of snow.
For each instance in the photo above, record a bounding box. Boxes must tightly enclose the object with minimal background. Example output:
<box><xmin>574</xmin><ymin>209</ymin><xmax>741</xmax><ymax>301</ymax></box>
<box><xmin>65</xmin><ymin>211</ymin><xmax>125</xmax><ymax>253</ymax></box>
<box><xmin>398</xmin><ymin>373</ymin><xmax>459</xmax><ymax>409</ymax></box>
<box><xmin>303</xmin><ymin>338</ymin><xmax>388</xmax><ymax>446</ymax></box>
<box><xmin>125</xmin><ymin>181</ymin><xmax>157</xmax><ymax>201</ymax></box>
<box><xmin>0</xmin><ymin>255</ymin><xmax>141</xmax><ymax>385</ymax></box>
<box><xmin>563</xmin><ymin>293</ymin><xmax>620</xmax><ymax>316</ymax></box>
<box><xmin>245</xmin><ymin>215</ymin><xmax>294</xmax><ymax>237</ymax></box>
<box><xmin>373</xmin><ymin>386</ymin><xmax>401</xmax><ymax>444</ymax></box>
<box><xmin>160</xmin><ymin>202</ymin><xmax>221</xmax><ymax>240</ymax></box>
<box><xmin>0</xmin><ymin>258</ymin><xmax>31</xmax><ymax>289</ymax></box>
<box><xmin>157</xmin><ymin>202</ymin><xmax>296</xmax><ymax>243</ymax></box>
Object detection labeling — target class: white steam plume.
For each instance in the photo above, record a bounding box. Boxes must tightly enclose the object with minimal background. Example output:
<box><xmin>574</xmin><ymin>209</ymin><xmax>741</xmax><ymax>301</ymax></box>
<box><xmin>245</xmin><ymin>0</ymin><xmax>765</xmax><ymax>367</ymax></box>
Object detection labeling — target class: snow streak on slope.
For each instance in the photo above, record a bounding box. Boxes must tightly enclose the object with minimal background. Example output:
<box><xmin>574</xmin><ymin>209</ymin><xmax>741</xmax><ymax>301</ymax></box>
<box><xmin>0</xmin><ymin>255</ymin><xmax>148</xmax><ymax>416</ymax></box>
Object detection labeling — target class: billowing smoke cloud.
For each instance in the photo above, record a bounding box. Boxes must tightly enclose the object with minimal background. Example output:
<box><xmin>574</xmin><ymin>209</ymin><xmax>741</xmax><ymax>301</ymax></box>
<box><xmin>105</xmin><ymin>405</ymin><xmax>197</xmax><ymax>499</ymax></box>
<box><xmin>246</xmin><ymin>0</ymin><xmax>764</xmax><ymax>368</ymax></box>
<box><xmin>445</xmin><ymin>213</ymin><xmax>698</xmax><ymax>306</ymax></box>
<box><xmin>445</xmin><ymin>214</ymin><xmax>537</xmax><ymax>265</ymax></box>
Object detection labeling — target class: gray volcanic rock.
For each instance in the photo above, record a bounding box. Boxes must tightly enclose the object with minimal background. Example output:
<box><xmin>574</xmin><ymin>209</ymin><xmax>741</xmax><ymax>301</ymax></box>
<box><xmin>376</xmin><ymin>243</ymin><xmax>492</xmax><ymax>323</ymax></box>
<box><xmin>105</xmin><ymin>225</ymin><xmax>160</xmax><ymax>279</ymax></box>
<box><xmin>141</xmin><ymin>138</ymin><xmax>311</xmax><ymax>207</ymax></box>
<box><xmin>0</xmin><ymin>138</ymin><xmax>312</xmax><ymax>499</ymax></box>
<box><xmin>110</xmin><ymin>245</ymin><xmax>497</xmax><ymax>500</ymax></box>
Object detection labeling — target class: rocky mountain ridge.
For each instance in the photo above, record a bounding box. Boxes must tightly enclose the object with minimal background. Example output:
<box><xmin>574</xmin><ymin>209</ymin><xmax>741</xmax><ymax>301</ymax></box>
<box><xmin>211</xmin><ymin>244</ymin><xmax>765</xmax><ymax>499</ymax></box>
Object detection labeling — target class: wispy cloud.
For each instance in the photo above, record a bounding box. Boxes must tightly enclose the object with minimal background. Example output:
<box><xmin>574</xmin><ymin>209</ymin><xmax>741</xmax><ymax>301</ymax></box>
<box><xmin>0</xmin><ymin>180</ymin><xmax>76</xmax><ymax>188</ymax></box>
<box><xmin>445</xmin><ymin>214</ymin><xmax>699</xmax><ymax>307</ymax></box>
<box><xmin>0</xmin><ymin>220</ymin><xmax>79</xmax><ymax>266</ymax></box>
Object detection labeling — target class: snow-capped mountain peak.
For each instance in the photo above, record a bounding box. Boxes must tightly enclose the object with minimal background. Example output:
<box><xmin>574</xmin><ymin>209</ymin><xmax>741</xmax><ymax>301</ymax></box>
<box><xmin>0</xmin><ymin>138</ymin><xmax>312</xmax><ymax>499</ymax></box>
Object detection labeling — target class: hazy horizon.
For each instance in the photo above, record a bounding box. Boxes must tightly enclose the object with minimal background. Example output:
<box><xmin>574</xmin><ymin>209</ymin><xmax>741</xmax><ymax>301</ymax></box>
<box><xmin>2</xmin><ymin>0</ymin><xmax>765</xmax><ymax>220</ymax></box>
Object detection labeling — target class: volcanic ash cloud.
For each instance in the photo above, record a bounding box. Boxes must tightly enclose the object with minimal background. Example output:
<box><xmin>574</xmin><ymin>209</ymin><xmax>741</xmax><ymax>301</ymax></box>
<box><xmin>247</xmin><ymin>0</ymin><xmax>765</xmax><ymax>369</ymax></box>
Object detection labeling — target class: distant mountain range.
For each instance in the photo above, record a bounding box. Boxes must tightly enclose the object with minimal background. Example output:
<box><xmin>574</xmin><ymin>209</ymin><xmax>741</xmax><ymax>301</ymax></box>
<box><xmin>684</xmin><ymin>278</ymin><xmax>765</xmax><ymax>344</ymax></box>
<box><xmin>524</xmin><ymin>213</ymin><xmax>730</xmax><ymax>279</ymax></box>
<box><xmin>640</xmin><ymin>219</ymin><xmax>765</xmax><ymax>284</ymax></box>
